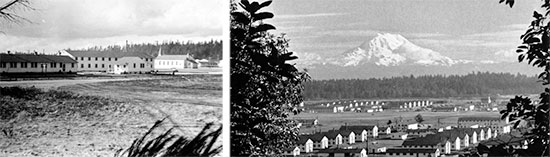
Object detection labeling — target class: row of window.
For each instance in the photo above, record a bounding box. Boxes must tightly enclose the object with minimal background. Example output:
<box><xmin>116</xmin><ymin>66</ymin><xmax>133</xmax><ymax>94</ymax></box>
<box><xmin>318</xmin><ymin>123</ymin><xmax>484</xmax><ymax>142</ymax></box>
<box><xmin>80</xmin><ymin>63</ymin><xmax>151</xmax><ymax>69</ymax></box>
<box><xmin>0</xmin><ymin>62</ymin><xmax>74</xmax><ymax>68</ymax></box>
<box><xmin>387</xmin><ymin>152</ymin><xmax>432</xmax><ymax>156</ymax></box>
<box><xmin>158</xmin><ymin>60</ymin><xmax>185</xmax><ymax>66</ymax></box>
<box><xmin>459</xmin><ymin>120</ymin><xmax>499</xmax><ymax>122</ymax></box>
<box><xmin>75</xmin><ymin>57</ymin><xmax>152</xmax><ymax>62</ymax></box>
<box><xmin>76</xmin><ymin>57</ymin><xmax>118</xmax><ymax>61</ymax></box>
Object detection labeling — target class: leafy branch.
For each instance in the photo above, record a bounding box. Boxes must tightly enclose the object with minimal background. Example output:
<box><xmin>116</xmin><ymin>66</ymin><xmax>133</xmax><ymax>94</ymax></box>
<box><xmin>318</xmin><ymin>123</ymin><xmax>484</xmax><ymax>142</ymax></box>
<box><xmin>0</xmin><ymin>0</ymin><xmax>33</xmax><ymax>24</ymax></box>
<box><xmin>489</xmin><ymin>0</ymin><xmax>550</xmax><ymax>156</ymax></box>
<box><xmin>231</xmin><ymin>0</ymin><xmax>310</xmax><ymax>155</ymax></box>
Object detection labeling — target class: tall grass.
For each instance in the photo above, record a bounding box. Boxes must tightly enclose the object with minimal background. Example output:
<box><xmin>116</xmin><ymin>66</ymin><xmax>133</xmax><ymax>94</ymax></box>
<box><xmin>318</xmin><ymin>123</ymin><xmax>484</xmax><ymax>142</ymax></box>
<box><xmin>115</xmin><ymin>118</ymin><xmax>222</xmax><ymax>157</ymax></box>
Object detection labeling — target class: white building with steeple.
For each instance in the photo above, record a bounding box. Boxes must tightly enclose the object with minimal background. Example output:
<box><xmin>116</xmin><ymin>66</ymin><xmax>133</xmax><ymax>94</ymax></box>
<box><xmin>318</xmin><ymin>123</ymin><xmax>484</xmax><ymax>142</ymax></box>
<box><xmin>153</xmin><ymin>47</ymin><xmax>198</xmax><ymax>72</ymax></box>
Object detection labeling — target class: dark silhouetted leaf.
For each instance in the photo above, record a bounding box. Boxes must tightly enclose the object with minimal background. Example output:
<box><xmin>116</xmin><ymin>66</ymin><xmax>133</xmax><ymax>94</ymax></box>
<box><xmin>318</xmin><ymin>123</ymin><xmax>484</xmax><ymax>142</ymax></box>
<box><xmin>259</xmin><ymin>1</ymin><xmax>272</xmax><ymax>8</ymax></box>
<box><xmin>525</xmin><ymin>37</ymin><xmax>541</xmax><ymax>43</ymax></box>
<box><xmin>518</xmin><ymin>54</ymin><xmax>525</xmax><ymax>62</ymax></box>
<box><xmin>250</xmin><ymin>24</ymin><xmax>276</xmax><ymax>34</ymax></box>
<box><xmin>518</xmin><ymin>45</ymin><xmax>528</xmax><ymax>49</ymax></box>
<box><xmin>231</xmin><ymin>12</ymin><xmax>250</xmax><ymax>25</ymax></box>
<box><xmin>252</xmin><ymin>12</ymin><xmax>274</xmax><ymax>21</ymax></box>
<box><xmin>534</xmin><ymin>11</ymin><xmax>543</xmax><ymax>19</ymax></box>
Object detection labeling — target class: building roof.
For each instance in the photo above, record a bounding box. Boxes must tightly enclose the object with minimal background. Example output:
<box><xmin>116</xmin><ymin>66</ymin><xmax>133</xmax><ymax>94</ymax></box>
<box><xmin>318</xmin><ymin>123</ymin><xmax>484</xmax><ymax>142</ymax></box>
<box><xmin>405</xmin><ymin>128</ymin><xmax>438</xmax><ymax>134</ymax></box>
<box><xmin>282</xmin><ymin>146</ymin><xmax>299</xmax><ymax>151</ymax></box>
<box><xmin>458</xmin><ymin>116</ymin><xmax>501</xmax><ymax>122</ymax></box>
<box><xmin>297</xmin><ymin>135</ymin><xmax>311</xmax><ymax>144</ymax></box>
<box><xmin>480</xmin><ymin>134</ymin><xmax>530</xmax><ymax>146</ymax></box>
<box><xmin>309</xmin><ymin>132</ymin><xmax>326</xmax><ymax>142</ymax></box>
<box><xmin>404</xmin><ymin>127</ymin><xmax>492</xmax><ymax>147</ymax></box>
<box><xmin>339</xmin><ymin>125</ymin><xmax>376</xmax><ymax>131</ymax></box>
<box><xmin>386</xmin><ymin>148</ymin><xmax>438</xmax><ymax>154</ymax></box>
<box><xmin>66</xmin><ymin>50</ymin><xmax>154</xmax><ymax>58</ymax></box>
<box><xmin>156</xmin><ymin>54</ymin><xmax>192</xmax><ymax>61</ymax></box>
<box><xmin>339</xmin><ymin>130</ymin><xmax>355</xmax><ymax>136</ymax></box>
<box><xmin>379</xmin><ymin>126</ymin><xmax>390</xmax><ymax>131</ymax></box>
<box><xmin>317</xmin><ymin>148</ymin><xmax>364</xmax><ymax>153</ymax></box>
<box><xmin>324</xmin><ymin>130</ymin><xmax>342</xmax><ymax>139</ymax></box>
<box><xmin>402</xmin><ymin>134</ymin><xmax>449</xmax><ymax>146</ymax></box>
<box><xmin>435</xmin><ymin>130</ymin><xmax>466</xmax><ymax>142</ymax></box>
<box><xmin>0</xmin><ymin>53</ymin><xmax>77</xmax><ymax>63</ymax></box>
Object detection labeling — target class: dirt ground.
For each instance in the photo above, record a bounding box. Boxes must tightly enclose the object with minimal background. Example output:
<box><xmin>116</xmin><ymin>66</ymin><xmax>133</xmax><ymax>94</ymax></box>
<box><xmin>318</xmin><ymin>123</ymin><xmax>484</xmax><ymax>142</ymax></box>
<box><xmin>0</xmin><ymin>75</ymin><xmax>222</xmax><ymax>156</ymax></box>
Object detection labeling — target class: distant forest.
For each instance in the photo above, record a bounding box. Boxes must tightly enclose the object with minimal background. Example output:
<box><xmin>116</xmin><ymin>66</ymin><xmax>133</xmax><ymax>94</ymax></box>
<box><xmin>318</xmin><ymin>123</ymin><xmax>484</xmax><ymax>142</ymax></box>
<box><xmin>68</xmin><ymin>40</ymin><xmax>222</xmax><ymax>60</ymax></box>
<box><xmin>303</xmin><ymin>72</ymin><xmax>542</xmax><ymax>100</ymax></box>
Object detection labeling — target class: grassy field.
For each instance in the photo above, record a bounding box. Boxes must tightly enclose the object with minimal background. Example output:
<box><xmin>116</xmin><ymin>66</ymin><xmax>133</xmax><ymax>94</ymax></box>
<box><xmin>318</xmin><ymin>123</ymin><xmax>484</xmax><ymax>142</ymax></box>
<box><xmin>0</xmin><ymin>75</ymin><xmax>221</xmax><ymax>156</ymax></box>
<box><xmin>292</xmin><ymin>111</ymin><xmax>501</xmax><ymax>133</ymax></box>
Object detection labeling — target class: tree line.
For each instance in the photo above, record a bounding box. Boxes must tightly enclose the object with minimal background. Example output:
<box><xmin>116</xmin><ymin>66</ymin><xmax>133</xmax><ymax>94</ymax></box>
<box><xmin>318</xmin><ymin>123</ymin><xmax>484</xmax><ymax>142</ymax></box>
<box><xmin>68</xmin><ymin>40</ymin><xmax>222</xmax><ymax>60</ymax></box>
<box><xmin>303</xmin><ymin>72</ymin><xmax>542</xmax><ymax>100</ymax></box>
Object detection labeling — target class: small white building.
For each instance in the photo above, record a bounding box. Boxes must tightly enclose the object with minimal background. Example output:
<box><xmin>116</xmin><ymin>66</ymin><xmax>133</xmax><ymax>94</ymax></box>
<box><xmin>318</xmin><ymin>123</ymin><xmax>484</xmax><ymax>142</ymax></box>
<box><xmin>408</xmin><ymin>123</ymin><xmax>419</xmax><ymax>130</ymax></box>
<box><xmin>154</xmin><ymin>48</ymin><xmax>198</xmax><ymax>71</ymax></box>
<box><xmin>282</xmin><ymin>146</ymin><xmax>300</xmax><ymax>157</ymax></box>
<box><xmin>296</xmin><ymin>135</ymin><xmax>314</xmax><ymax>153</ymax></box>
<box><xmin>196</xmin><ymin>59</ymin><xmax>219</xmax><ymax>68</ymax></box>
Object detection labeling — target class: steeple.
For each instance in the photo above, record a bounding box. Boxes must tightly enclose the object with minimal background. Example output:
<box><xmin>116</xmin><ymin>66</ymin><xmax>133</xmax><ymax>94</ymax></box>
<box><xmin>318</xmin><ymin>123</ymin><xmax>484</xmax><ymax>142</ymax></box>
<box><xmin>157</xmin><ymin>47</ymin><xmax>162</xmax><ymax>57</ymax></box>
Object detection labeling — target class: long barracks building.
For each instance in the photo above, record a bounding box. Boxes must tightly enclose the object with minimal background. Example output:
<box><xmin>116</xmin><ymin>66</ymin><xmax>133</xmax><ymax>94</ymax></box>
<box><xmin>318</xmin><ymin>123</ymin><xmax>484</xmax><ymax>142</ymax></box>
<box><xmin>0</xmin><ymin>53</ymin><xmax>78</xmax><ymax>73</ymax></box>
<box><xmin>64</xmin><ymin>50</ymin><xmax>155</xmax><ymax>74</ymax></box>
<box><xmin>1</xmin><ymin>47</ymin><xmax>205</xmax><ymax>74</ymax></box>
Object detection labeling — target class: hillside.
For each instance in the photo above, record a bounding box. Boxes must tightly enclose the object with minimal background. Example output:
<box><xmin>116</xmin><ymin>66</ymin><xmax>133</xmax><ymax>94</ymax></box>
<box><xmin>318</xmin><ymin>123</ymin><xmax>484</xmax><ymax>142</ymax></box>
<box><xmin>67</xmin><ymin>40</ymin><xmax>222</xmax><ymax>60</ymax></box>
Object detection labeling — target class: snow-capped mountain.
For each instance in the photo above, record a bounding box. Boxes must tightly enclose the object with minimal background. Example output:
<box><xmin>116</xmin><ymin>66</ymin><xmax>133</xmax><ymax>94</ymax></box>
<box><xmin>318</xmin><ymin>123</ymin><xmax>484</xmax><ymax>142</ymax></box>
<box><xmin>331</xmin><ymin>33</ymin><xmax>457</xmax><ymax>66</ymax></box>
<box><xmin>292</xmin><ymin>33</ymin><xmax>540</xmax><ymax>79</ymax></box>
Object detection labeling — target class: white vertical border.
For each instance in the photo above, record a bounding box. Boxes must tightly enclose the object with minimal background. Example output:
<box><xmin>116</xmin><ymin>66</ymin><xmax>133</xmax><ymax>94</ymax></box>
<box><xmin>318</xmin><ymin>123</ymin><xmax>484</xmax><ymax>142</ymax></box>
<box><xmin>222</xmin><ymin>0</ymin><xmax>231</xmax><ymax>156</ymax></box>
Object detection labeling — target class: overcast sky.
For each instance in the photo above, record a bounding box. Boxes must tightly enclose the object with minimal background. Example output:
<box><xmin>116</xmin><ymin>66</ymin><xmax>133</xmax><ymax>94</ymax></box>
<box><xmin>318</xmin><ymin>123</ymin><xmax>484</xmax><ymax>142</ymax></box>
<box><xmin>0</xmin><ymin>0</ymin><xmax>224</xmax><ymax>54</ymax></box>
<box><xmin>264</xmin><ymin>0</ymin><xmax>542</xmax><ymax>63</ymax></box>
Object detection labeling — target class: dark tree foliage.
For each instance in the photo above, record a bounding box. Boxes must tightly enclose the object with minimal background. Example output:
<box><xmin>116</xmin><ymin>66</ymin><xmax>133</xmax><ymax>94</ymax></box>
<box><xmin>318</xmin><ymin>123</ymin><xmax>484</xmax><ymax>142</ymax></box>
<box><xmin>304</xmin><ymin>72</ymin><xmax>541</xmax><ymax>100</ymax></box>
<box><xmin>69</xmin><ymin>40</ymin><xmax>222</xmax><ymax>60</ymax></box>
<box><xmin>230</xmin><ymin>0</ymin><xmax>310</xmax><ymax>155</ymax></box>
<box><xmin>475</xmin><ymin>0</ymin><xmax>550</xmax><ymax>156</ymax></box>
<box><xmin>415</xmin><ymin>114</ymin><xmax>424</xmax><ymax>124</ymax></box>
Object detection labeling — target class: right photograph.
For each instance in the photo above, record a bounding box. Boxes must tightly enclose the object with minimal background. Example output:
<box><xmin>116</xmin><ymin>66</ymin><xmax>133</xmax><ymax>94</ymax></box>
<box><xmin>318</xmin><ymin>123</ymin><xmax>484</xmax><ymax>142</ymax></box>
<box><xmin>230</xmin><ymin>0</ymin><xmax>550</xmax><ymax>156</ymax></box>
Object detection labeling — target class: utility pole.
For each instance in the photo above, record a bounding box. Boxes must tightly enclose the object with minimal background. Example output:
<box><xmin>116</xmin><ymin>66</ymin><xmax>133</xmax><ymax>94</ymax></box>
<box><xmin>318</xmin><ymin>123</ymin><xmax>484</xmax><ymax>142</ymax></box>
<box><xmin>546</xmin><ymin>61</ymin><xmax>550</xmax><ymax>157</ymax></box>
<box><xmin>366</xmin><ymin>136</ymin><xmax>369</xmax><ymax>157</ymax></box>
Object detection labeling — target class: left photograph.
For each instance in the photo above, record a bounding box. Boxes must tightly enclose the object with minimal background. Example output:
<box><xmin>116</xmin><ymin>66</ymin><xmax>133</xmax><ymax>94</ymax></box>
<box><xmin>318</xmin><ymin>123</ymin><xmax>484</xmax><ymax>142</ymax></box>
<box><xmin>0</xmin><ymin>0</ymin><xmax>224</xmax><ymax>156</ymax></box>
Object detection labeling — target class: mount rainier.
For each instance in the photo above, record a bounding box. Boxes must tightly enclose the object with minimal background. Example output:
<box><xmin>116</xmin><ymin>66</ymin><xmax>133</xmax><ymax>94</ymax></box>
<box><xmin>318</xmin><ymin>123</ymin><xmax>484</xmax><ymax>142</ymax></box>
<box><xmin>295</xmin><ymin>33</ymin><xmax>539</xmax><ymax>79</ymax></box>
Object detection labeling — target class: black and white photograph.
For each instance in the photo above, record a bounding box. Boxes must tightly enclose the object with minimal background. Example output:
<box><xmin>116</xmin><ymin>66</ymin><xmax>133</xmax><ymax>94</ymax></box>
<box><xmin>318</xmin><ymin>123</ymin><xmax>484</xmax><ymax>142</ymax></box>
<box><xmin>1</xmin><ymin>0</ymin><xmax>224</xmax><ymax>156</ymax></box>
<box><xmin>230</xmin><ymin>0</ymin><xmax>550</xmax><ymax>156</ymax></box>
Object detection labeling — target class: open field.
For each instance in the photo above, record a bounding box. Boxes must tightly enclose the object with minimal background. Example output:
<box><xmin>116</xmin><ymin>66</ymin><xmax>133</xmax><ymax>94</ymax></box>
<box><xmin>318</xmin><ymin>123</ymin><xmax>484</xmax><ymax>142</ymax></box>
<box><xmin>292</xmin><ymin>111</ymin><xmax>501</xmax><ymax>133</ymax></box>
<box><xmin>0</xmin><ymin>75</ymin><xmax>221</xmax><ymax>156</ymax></box>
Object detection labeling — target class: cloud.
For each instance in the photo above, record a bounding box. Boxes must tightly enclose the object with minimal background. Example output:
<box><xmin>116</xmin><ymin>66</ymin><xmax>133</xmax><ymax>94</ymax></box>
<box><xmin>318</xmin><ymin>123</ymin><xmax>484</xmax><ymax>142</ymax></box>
<box><xmin>277</xmin><ymin>13</ymin><xmax>348</xmax><ymax>19</ymax></box>
<box><xmin>494</xmin><ymin>49</ymin><xmax>518</xmax><ymax>62</ymax></box>
<box><xmin>2</xmin><ymin>0</ymin><xmax>223</xmax><ymax>38</ymax></box>
<box><xmin>0</xmin><ymin>0</ymin><xmax>223</xmax><ymax>52</ymax></box>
